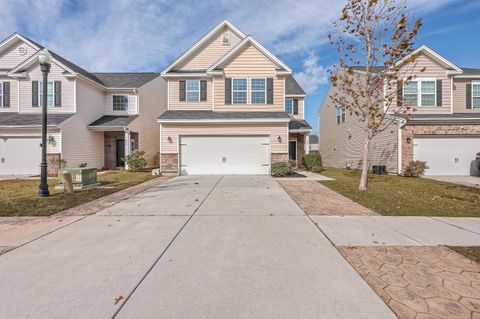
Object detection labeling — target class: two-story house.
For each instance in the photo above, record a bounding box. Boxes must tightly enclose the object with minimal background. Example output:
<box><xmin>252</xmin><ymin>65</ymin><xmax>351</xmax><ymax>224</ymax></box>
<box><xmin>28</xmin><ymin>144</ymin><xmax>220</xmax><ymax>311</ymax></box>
<box><xmin>319</xmin><ymin>45</ymin><xmax>480</xmax><ymax>176</ymax></box>
<box><xmin>0</xmin><ymin>33</ymin><xmax>167</xmax><ymax>175</ymax></box>
<box><xmin>157</xmin><ymin>20</ymin><xmax>310</xmax><ymax>175</ymax></box>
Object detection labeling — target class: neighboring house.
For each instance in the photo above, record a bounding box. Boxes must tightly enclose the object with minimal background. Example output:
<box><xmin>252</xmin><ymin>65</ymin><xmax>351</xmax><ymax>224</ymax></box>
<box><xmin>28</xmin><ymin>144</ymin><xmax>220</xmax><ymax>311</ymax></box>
<box><xmin>0</xmin><ymin>33</ymin><xmax>167</xmax><ymax>175</ymax></box>
<box><xmin>319</xmin><ymin>45</ymin><xmax>480</xmax><ymax>176</ymax></box>
<box><xmin>309</xmin><ymin>135</ymin><xmax>319</xmax><ymax>152</ymax></box>
<box><xmin>158</xmin><ymin>20</ymin><xmax>310</xmax><ymax>175</ymax></box>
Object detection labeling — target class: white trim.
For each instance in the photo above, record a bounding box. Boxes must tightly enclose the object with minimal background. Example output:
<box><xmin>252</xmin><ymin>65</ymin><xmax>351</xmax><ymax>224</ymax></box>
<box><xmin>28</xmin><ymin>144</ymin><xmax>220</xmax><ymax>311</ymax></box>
<box><xmin>162</xmin><ymin>72</ymin><xmax>208</xmax><ymax>78</ymax></box>
<box><xmin>471</xmin><ymin>81</ymin><xmax>480</xmax><ymax>108</ymax></box>
<box><xmin>73</xmin><ymin>78</ymin><xmax>77</xmax><ymax>113</ymax></box>
<box><xmin>161</xmin><ymin>20</ymin><xmax>246</xmax><ymax>76</ymax></box>
<box><xmin>212</xmin><ymin>77</ymin><xmax>215</xmax><ymax>110</ymax></box>
<box><xmin>231</xmin><ymin>77</ymin><xmax>248</xmax><ymax>104</ymax></box>
<box><xmin>167</xmin><ymin>78</ymin><xmax>170</xmax><ymax>110</ymax></box>
<box><xmin>285</xmin><ymin>94</ymin><xmax>306</xmax><ymax>98</ymax></box>
<box><xmin>250</xmin><ymin>77</ymin><xmax>267</xmax><ymax>104</ymax></box>
<box><xmin>0</xmin><ymin>33</ymin><xmax>41</xmax><ymax>54</ymax></box>
<box><xmin>0</xmin><ymin>81</ymin><xmax>3</xmax><ymax>107</ymax></box>
<box><xmin>395</xmin><ymin>45</ymin><xmax>462</xmax><ymax>72</ymax></box>
<box><xmin>397</xmin><ymin>118</ymin><xmax>407</xmax><ymax>175</ymax></box>
<box><xmin>157</xmin><ymin>118</ymin><xmax>290</xmax><ymax>124</ymax></box>
<box><xmin>9</xmin><ymin>51</ymin><xmax>76</xmax><ymax>76</ymax></box>
<box><xmin>17</xmin><ymin>79</ymin><xmax>20</xmax><ymax>112</ymax></box>
<box><xmin>336</xmin><ymin>106</ymin><xmax>346</xmax><ymax>124</ymax></box>
<box><xmin>289</xmin><ymin>129</ymin><xmax>312</xmax><ymax>133</ymax></box>
<box><xmin>450</xmin><ymin>76</ymin><xmax>453</xmax><ymax>114</ymax></box>
<box><xmin>454</xmin><ymin>75</ymin><xmax>480</xmax><ymax>78</ymax></box>
<box><xmin>402</xmin><ymin>78</ymin><xmax>437</xmax><ymax>107</ymax></box>
<box><xmin>207</xmin><ymin>36</ymin><xmax>292</xmax><ymax>73</ymax></box>
<box><xmin>135</xmin><ymin>90</ymin><xmax>140</xmax><ymax>115</ymax></box>
<box><xmin>185</xmin><ymin>79</ymin><xmax>201</xmax><ymax>103</ymax></box>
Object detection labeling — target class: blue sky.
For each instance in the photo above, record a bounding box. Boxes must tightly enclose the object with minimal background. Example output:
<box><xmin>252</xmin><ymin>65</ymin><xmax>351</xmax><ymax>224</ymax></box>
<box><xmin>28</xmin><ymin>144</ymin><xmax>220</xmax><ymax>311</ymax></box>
<box><xmin>1</xmin><ymin>0</ymin><xmax>478</xmax><ymax>134</ymax></box>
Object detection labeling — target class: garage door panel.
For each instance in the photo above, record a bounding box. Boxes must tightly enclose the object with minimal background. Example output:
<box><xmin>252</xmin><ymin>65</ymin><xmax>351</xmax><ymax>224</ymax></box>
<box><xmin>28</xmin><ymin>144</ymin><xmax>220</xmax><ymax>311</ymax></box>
<box><xmin>180</xmin><ymin>136</ymin><xmax>270</xmax><ymax>175</ymax></box>
<box><xmin>0</xmin><ymin>137</ymin><xmax>42</xmax><ymax>175</ymax></box>
<box><xmin>413</xmin><ymin>137</ymin><xmax>480</xmax><ymax>176</ymax></box>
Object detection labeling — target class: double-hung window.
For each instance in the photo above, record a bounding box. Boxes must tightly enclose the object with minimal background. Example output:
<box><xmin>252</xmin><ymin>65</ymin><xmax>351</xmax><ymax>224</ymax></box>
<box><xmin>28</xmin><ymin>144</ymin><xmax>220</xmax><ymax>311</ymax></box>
<box><xmin>403</xmin><ymin>79</ymin><xmax>436</xmax><ymax>107</ymax></box>
<box><xmin>113</xmin><ymin>95</ymin><xmax>129</xmax><ymax>111</ymax></box>
<box><xmin>285</xmin><ymin>99</ymin><xmax>294</xmax><ymax>114</ymax></box>
<box><xmin>250</xmin><ymin>78</ymin><xmax>266</xmax><ymax>104</ymax></box>
<box><xmin>232</xmin><ymin>78</ymin><xmax>247</xmax><ymax>104</ymax></box>
<box><xmin>336</xmin><ymin>107</ymin><xmax>346</xmax><ymax>124</ymax></box>
<box><xmin>0</xmin><ymin>82</ymin><xmax>3</xmax><ymax>107</ymax></box>
<box><xmin>472</xmin><ymin>83</ymin><xmax>480</xmax><ymax>108</ymax></box>
<box><xmin>186</xmin><ymin>80</ymin><xmax>200</xmax><ymax>102</ymax></box>
<box><xmin>38</xmin><ymin>81</ymin><xmax>55</xmax><ymax>107</ymax></box>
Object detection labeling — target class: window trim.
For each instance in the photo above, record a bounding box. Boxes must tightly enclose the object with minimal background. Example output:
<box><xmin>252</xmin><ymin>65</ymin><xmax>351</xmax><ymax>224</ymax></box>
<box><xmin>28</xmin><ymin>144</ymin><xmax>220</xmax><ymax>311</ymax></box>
<box><xmin>250</xmin><ymin>77</ymin><xmax>267</xmax><ymax>104</ymax></box>
<box><xmin>185</xmin><ymin>79</ymin><xmax>201</xmax><ymax>103</ymax></box>
<box><xmin>285</xmin><ymin>98</ymin><xmax>294</xmax><ymax>114</ymax></box>
<box><xmin>38</xmin><ymin>81</ymin><xmax>55</xmax><ymax>107</ymax></box>
<box><xmin>471</xmin><ymin>81</ymin><xmax>480</xmax><ymax>108</ymax></box>
<box><xmin>0</xmin><ymin>81</ymin><xmax>3</xmax><ymax>107</ymax></box>
<box><xmin>402</xmin><ymin>78</ymin><xmax>437</xmax><ymax>107</ymax></box>
<box><xmin>231</xmin><ymin>77</ymin><xmax>248</xmax><ymax>104</ymax></box>
<box><xmin>336</xmin><ymin>106</ymin><xmax>346</xmax><ymax>125</ymax></box>
<box><xmin>112</xmin><ymin>94</ymin><xmax>129</xmax><ymax>111</ymax></box>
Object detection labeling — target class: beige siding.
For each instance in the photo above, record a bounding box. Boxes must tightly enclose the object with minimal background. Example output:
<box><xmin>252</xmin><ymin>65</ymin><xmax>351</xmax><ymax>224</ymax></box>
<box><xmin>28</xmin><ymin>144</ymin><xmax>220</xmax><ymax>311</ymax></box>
<box><xmin>319</xmin><ymin>85</ymin><xmax>398</xmax><ymax>173</ymax></box>
<box><xmin>105</xmin><ymin>91</ymin><xmax>138</xmax><ymax>115</ymax></box>
<box><xmin>452</xmin><ymin>78</ymin><xmax>480</xmax><ymax>113</ymax></box>
<box><xmin>60</xmin><ymin>79</ymin><xmax>104</xmax><ymax>168</ymax></box>
<box><xmin>129</xmin><ymin>76</ymin><xmax>167</xmax><ymax>167</ymax></box>
<box><xmin>176</xmin><ymin>26</ymin><xmax>242</xmax><ymax>71</ymax></box>
<box><xmin>0</xmin><ymin>77</ymin><xmax>19</xmax><ymax>112</ymax></box>
<box><xmin>0</xmin><ymin>128</ymin><xmax>61</xmax><ymax>154</ymax></box>
<box><xmin>394</xmin><ymin>53</ymin><xmax>450</xmax><ymax>114</ymax></box>
<box><xmin>18</xmin><ymin>61</ymin><xmax>75</xmax><ymax>113</ymax></box>
<box><xmin>160</xmin><ymin>123</ymin><xmax>288</xmax><ymax>154</ymax></box>
<box><xmin>168</xmin><ymin>78</ymin><xmax>212</xmax><ymax>110</ymax></box>
<box><xmin>0</xmin><ymin>40</ymin><xmax>36</xmax><ymax>70</ymax></box>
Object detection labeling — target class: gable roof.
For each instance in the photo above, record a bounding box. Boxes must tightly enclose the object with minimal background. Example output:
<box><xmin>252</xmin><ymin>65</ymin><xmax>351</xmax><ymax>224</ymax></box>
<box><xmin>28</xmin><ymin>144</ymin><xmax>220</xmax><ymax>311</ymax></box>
<box><xmin>88</xmin><ymin>115</ymin><xmax>138</xmax><ymax>128</ymax></box>
<box><xmin>91</xmin><ymin>73</ymin><xmax>160</xmax><ymax>88</ymax></box>
<box><xmin>285</xmin><ymin>75</ymin><xmax>305</xmax><ymax>95</ymax></box>
<box><xmin>161</xmin><ymin>19</ymin><xmax>246</xmax><ymax>75</ymax></box>
<box><xmin>395</xmin><ymin>45</ymin><xmax>462</xmax><ymax>72</ymax></box>
<box><xmin>207</xmin><ymin>35</ymin><xmax>291</xmax><ymax>73</ymax></box>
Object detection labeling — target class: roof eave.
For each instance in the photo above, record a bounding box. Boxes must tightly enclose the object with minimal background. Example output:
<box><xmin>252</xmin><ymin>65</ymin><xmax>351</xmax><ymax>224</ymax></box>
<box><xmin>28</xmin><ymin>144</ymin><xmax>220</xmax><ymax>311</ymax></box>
<box><xmin>157</xmin><ymin>118</ymin><xmax>290</xmax><ymax>124</ymax></box>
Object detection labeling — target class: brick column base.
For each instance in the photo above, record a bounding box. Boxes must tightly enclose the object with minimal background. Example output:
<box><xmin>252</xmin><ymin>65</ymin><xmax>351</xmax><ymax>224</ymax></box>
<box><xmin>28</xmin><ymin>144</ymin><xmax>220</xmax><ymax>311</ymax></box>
<box><xmin>271</xmin><ymin>153</ymin><xmax>288</xmax><ymax>164</ymax></box>
<box><xmin>161</xmin><ymin>153</ymin><xmax>178</xmax><ymax>174</ymax></box>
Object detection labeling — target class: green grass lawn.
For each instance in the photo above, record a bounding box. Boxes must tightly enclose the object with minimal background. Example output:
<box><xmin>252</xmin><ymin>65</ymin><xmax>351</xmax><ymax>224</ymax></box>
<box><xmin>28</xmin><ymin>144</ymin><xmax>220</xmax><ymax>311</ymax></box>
<box><xmin>449</xmin><ymin>247</ymin><xmax>480</xmax><ymax>264</ymax></box>
<box><xmin>320</xmin><ymin>167</ymin><xmax>480</xmax><ymax>217</ymax></box>
<box><xmin>0</xmin><ymin>171</ymin><xmax>157</xmax><ymax>217</ymax></box>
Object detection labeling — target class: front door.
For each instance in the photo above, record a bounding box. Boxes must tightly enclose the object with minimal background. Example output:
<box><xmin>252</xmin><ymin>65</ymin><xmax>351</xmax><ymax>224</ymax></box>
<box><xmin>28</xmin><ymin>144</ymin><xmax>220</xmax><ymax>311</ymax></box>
<box><xmin>116</xmin><ymin>139</ymin><xmax>125</xmax><ymax>167</ymax></box>
<box><xmin>289</xmin><ymin>140</ymin><xmax>297</xmax><ymax>161</ymax></box>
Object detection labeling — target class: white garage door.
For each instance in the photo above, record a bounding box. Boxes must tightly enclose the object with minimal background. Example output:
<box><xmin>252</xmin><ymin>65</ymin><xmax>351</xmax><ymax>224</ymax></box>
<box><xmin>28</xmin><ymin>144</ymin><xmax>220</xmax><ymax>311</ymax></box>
<box><xmin>0</xmin><ymin>137</ymin><xmax>42</xmax><ymax>175</ymax></box>
<box><xmin>179</xmin><ymin>136</ymin><xmax>270</xmax><ymax>175</ymax></box>
<box><xmin>413</xmin><ymin>137</ymin><xmax>480</xmax><ymax>175</ymax></box>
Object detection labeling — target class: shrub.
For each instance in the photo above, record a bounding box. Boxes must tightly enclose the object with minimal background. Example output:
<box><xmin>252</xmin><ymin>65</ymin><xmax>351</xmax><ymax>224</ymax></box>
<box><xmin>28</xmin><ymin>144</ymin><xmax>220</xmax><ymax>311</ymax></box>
<box><xmin>271</xmin><ymin>162</ymin><xmax>295</xmax><ymax>177</ymax></box>
<box><xmin>403</xmin><ymin>160</ymin><xmax>428</xmax><ymax>177</ymax></box>
<box><xmin>48</xmin><ymin>157</ymin><xmax>67</xmax><ymax>175</ymax></box>
<box><xmin>288</xmin><ymin>159</ymin><xmax>297</xmax><ymax>168</ymax></box>
<box><xmin>302</xmin><ymin>153</ymin><xmax>323</xmax><ymax>171</ymax></box>
<box><xmin>122</xmin><ymin>150</ymin><xmax>147</xmax><ymax>171</ymax></box>
<box><xmin>310</xmin><ymin>165</ymin><xmax>324</xmax><ymax>174</ymax></box>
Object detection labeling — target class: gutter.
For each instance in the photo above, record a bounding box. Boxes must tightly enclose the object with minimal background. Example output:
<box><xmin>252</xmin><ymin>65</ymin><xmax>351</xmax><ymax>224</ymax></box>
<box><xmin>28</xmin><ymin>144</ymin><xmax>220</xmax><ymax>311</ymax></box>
<box><xmin>157</xmin><ymin>118</ymin><xmax>291</xmax><ymax>124</ymax></box>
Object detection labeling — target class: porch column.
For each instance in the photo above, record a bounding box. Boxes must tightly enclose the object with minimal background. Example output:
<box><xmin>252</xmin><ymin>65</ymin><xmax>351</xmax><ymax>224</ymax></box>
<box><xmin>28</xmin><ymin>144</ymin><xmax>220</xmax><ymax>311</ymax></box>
<box><xmin>124</xmin><ymin>127</ymin><xmax>131</xmax><ymax>170</ymax></box>
<box><xmin>304</xmin><ymin>133</ymin><xmax>310</xmax><ymax>155</ymax></box>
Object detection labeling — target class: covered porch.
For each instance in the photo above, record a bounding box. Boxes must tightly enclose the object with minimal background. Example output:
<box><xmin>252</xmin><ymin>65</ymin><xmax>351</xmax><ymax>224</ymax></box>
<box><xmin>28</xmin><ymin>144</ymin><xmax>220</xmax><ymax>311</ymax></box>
<box><xmin>288</xmin><ymin>119</ymin><xmax>312</xmax><ymax>167</ymax></box>
<box><xmin>87</xmin><ymin>115</ymin><xmax>139</xmax><ymax>170</ymax></box>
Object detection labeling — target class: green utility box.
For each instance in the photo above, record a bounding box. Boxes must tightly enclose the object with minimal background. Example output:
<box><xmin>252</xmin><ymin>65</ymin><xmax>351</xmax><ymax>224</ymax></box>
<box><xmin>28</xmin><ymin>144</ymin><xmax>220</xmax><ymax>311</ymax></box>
<box><xmin>59</xmin><ymin>168</ymin><xmax>98</xmax><ymax>188</ymax></box>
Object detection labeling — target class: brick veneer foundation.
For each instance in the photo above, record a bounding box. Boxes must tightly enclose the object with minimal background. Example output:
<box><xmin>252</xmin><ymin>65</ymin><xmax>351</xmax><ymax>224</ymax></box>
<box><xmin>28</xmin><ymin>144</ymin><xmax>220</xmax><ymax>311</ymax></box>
<box><xmin>271</xmin><ymin>153</ymin><xmax>289</xmax><ymax>163</ymax></box>
<box><xmin>161</xmin><ymin>153</ymin><xmax>178</xmax><ymax>174</ymax></box>
<box><xmin>402</xmin><ymin>124</ymin><xmax>480</xmax><ymax>166</ymax></box>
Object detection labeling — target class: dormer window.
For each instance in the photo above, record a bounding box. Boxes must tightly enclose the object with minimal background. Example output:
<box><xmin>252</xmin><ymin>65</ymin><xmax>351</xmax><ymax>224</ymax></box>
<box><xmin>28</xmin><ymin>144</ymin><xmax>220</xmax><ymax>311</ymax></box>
<box><xmin>113</xmin><ymin>95</ymin><xmax>129</xmax><ymax>111</ymax></box>
<box><xmin>222</xmin><ymin>33</ymin><xmax>231</xmax><ymax>45</ymax></box>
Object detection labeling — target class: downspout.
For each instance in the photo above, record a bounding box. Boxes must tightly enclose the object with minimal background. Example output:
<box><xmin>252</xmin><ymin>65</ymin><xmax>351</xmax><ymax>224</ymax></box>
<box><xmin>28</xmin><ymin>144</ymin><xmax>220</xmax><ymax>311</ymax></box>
<box><xmin>124</xmin><ymin>126</ymin><xmax>131</xmax><ymax>171</ymax></box>
<box><xmin>397</xmin><ymin>117</ymin><xmax>407</xmax><ymax>175</ymax></box>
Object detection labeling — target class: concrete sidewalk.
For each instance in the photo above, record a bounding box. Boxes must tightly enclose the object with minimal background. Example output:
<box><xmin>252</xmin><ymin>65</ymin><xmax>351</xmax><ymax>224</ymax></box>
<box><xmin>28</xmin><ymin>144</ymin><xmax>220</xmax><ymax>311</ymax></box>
<box><xmin>312</xmin><ymin>215</ymin><xmax>480</xmax><ymax>246</ymax></box>
<box><xmin>0</xmin><ymin>175</ymin><xmax>396</xmax><ymax>319</ymax></box>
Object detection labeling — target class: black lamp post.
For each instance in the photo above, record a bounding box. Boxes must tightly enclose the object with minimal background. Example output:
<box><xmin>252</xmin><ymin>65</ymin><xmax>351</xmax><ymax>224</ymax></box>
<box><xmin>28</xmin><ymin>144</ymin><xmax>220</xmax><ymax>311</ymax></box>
<box><xmin>38</xmin><ymin>49</ymin><xmax>52</xmax><ymax>197</ymax></box>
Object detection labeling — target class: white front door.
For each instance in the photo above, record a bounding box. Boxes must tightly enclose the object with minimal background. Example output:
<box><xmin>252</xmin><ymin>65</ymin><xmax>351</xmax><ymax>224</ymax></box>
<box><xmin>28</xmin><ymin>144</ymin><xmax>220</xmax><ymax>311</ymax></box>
<box><xmin>413</xmin><ymin>137</ymin><xmax>480</xmax><ymax>175</ymax></box>
<box><xmin>0</xmin><ymin>137</ymin><xmax>42</xmax><ymax>175</ymax></box>
<box><xmin>179</xmin><ymin>136</ymin><xmax>270</xmax><ymax>175</ymax></box>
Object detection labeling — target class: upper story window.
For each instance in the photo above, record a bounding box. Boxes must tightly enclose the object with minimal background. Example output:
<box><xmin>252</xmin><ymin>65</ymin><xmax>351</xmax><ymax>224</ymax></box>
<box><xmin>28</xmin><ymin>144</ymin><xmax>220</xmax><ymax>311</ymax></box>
<box><xmin>232</xmin><ymin>78</ymin><xmax>247</xmax><ymax>104</ymax></box>
<box><xmin>186</xmin><ymin>80</ymin><xmax>200</xmax><ymax>102</ymax></box>
<box><xmin>472</xmin><ymin>83</ymin><xmax>480</xmax><ymax>108</ymax></box>
<box><xmin>0</xmin><ymin>82</ymin><xmax>3</xmax><ymax>107</ymax></box>
<box><xmin>251</xmin><ymin>78</ymin><xmax>266</xmax><ymax>104</ymax></box>
<box><xmin>285</xmin><ymin>99</ymin><xmax>299</xmax><ymax>115</ymax></box>
<box><xmin>113</xmin><ymin>95</ymin><xmax>129</xmax><ymax>111</ymax></box>
<box><xmin>336</xmin><ymin>106</ymin><xmax>346</xmax><ymax>124</ymax></box>
<box><xmin>403</xmin><ymin>79</ymin><xmax>436</xmax><ymax>107</ymax></box>
<box><xmin>39</xmin><ymin>81</ymin><xmax>55</xmax><ymax>107</ymax></box>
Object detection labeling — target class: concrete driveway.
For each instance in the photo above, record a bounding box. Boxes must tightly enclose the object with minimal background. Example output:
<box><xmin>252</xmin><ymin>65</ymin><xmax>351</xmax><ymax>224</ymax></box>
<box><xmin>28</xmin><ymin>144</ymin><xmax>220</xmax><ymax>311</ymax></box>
<box><xmin>0</xmin><ymin>175</ymin><xmax>395</xmax><ymax>319</ymax></box>
<box><xmin>426</xmin><ymin>175</ymin><xmax>480</xmax><ymax>189</ymax></box>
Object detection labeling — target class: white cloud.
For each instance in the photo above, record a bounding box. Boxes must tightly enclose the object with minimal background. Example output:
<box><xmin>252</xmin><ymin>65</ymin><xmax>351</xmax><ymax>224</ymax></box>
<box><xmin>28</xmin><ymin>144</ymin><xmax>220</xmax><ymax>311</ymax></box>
<box><xmin>0</xmin><ymin>0</ymin><xmax>459</xmax><ymax>78</ymax></box>
<box><xmin>294</xmin><ymin>54</ymin><xmax>329</xmax><ymax>94</ymax></box>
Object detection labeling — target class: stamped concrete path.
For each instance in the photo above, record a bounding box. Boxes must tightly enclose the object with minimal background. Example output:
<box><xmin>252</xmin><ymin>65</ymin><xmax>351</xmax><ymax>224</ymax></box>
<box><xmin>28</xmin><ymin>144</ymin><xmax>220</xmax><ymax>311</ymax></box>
<box><xmin>0</xmin><ymin>175</ymin><xmax>396</xmax><ymax>319</ymax></box>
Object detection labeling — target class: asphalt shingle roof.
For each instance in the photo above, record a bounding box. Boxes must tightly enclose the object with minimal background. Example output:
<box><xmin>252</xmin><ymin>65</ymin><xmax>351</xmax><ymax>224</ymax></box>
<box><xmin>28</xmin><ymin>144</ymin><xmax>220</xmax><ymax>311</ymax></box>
<box><xmin>158</xmin><ymin>110</ymin><xmax>291</xmax><ymax>121</ymax></box>
<box><xmin>0</xmin><ymin>113</ymin><xmax>75</xmax><ymax>126</ymax></box>
<box><xmin>91</xmin><ymin>73</ymin><xmax>160</xmax><ymax>88</ymax></box>
<box><xmin>285</xmin><ymin>75</ymin><xmax>306</xmax><ymax>95</ymax></box>
<box><xmin>88</xmin><ymin>115</ymin><xmax>138</xmax><ymax>127</ymax></box>
<box><xmin>288</xmin><ymin>119</ymin><xmax>312</xmax><ymax>130</ymax></box>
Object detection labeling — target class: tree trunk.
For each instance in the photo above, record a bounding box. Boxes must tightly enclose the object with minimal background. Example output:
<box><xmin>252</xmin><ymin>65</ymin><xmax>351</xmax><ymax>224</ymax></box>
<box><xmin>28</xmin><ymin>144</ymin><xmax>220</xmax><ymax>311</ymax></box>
<box><xmin>358</xmin><ymin>133</ymin><xmax>370</xmax><ymax>191</ymax></box>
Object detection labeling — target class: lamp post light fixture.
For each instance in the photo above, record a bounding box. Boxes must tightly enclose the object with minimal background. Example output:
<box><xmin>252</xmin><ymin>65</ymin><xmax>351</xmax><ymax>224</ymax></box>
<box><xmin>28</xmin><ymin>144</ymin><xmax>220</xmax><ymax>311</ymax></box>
<box><xmin>38</xmin><ymin>49</ymin><xmax>52</xmax><ymax>197</ymax></box>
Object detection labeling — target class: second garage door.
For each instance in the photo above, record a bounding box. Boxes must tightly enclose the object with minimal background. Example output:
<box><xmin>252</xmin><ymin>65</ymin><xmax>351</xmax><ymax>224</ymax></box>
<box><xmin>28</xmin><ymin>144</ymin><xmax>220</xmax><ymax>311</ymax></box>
<box><xmin>413</xmin><ymin>137</ymin><xmax>480</xmax><ymax>175</ymax></box>
<box><xmin>179</xmin><ymin>136</ymin><xmax>270</xmax><ymax>175</ymax></box>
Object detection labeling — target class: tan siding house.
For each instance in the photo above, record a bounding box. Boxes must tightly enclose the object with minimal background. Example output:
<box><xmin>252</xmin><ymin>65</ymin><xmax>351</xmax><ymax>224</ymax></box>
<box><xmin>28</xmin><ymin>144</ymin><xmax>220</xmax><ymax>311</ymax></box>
<box><xmin>319</xmin><ymin>45</ymin><xmax>480</xmax><ymax>176</ymax></box>
<box><xmin>158</xmin><ymin>20</ymin><xmax>310</xmax><ymax>175</ymax></box>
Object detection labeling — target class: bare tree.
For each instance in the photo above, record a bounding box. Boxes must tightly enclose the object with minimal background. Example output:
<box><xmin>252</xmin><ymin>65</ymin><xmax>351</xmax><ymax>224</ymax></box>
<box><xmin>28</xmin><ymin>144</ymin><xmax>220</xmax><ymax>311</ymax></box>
<box><xmin>328</xmin><ymin>0</ymin><xmax>422</xmax><ymax>190</ymax></box>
